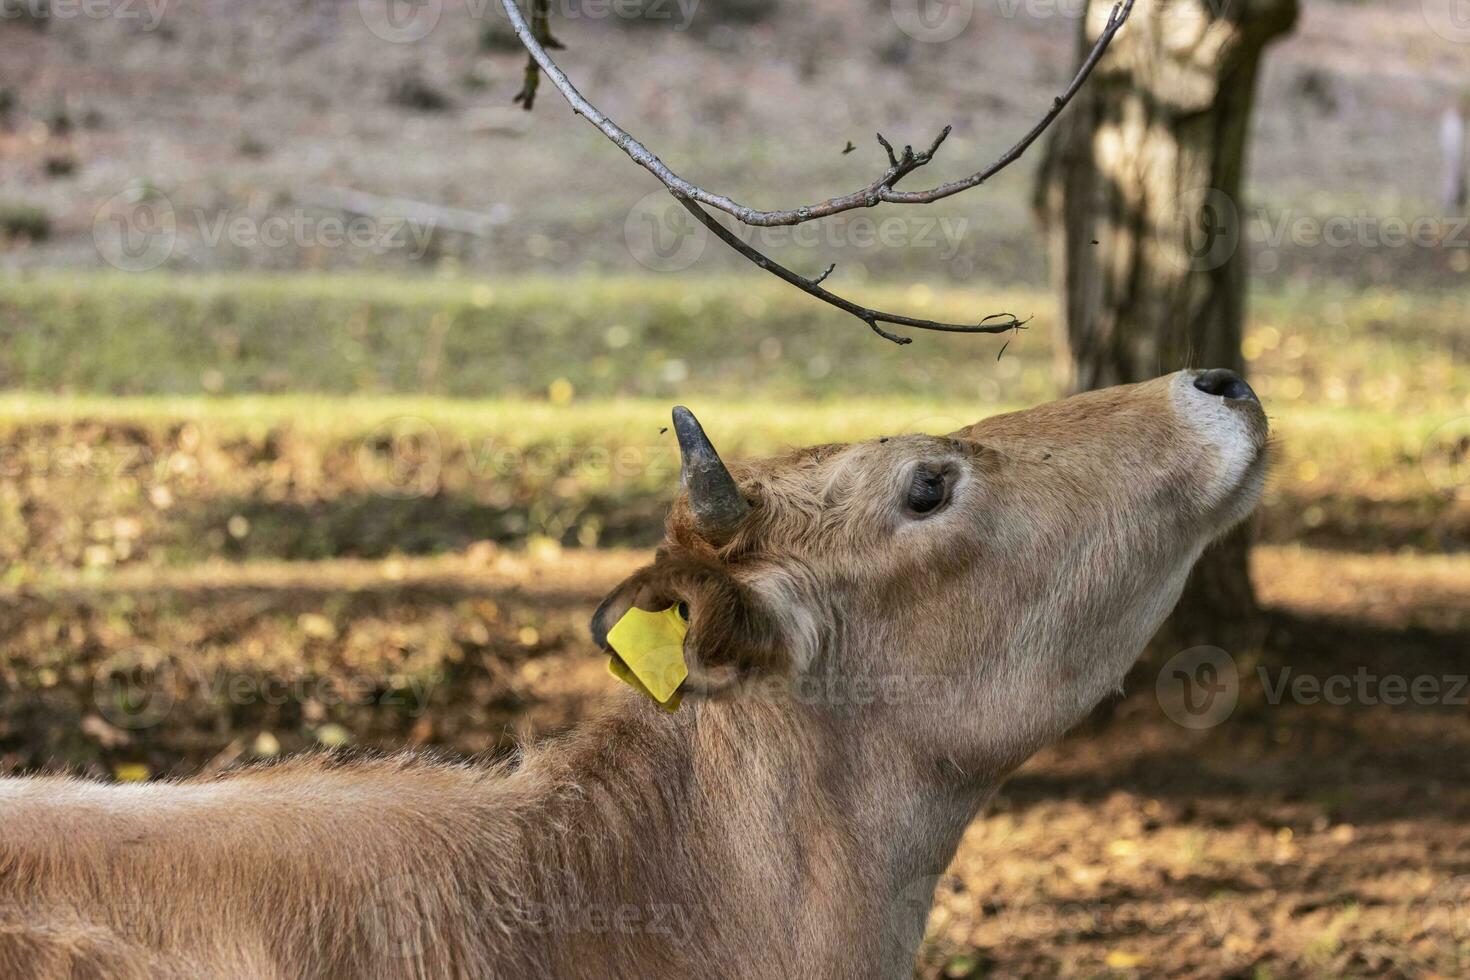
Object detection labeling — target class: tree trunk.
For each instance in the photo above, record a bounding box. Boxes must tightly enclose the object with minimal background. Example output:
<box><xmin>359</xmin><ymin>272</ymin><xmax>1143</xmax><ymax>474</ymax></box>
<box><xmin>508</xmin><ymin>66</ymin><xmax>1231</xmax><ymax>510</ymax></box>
<box><xmin>1035</xmin><ymin>0</ymin><xmax>1296</xmax><ymax>650</ymax></box>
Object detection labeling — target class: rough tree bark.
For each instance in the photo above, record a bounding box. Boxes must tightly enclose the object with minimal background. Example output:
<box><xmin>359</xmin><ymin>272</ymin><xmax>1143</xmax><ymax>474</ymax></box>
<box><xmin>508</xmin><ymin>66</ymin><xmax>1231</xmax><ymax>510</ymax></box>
<box><xmin>1035</xmin><ymin>0</ymin><xmax>1297</xmax><ymax>649</ymax></box>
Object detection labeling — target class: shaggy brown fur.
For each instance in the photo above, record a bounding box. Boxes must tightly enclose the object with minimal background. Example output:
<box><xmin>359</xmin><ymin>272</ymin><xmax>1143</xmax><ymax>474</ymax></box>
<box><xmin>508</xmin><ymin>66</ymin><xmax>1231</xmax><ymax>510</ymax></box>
<box><xmin>0</xmin><ymin>373</ymin><xmax>1268</xmax><ymax>978</ymax></box>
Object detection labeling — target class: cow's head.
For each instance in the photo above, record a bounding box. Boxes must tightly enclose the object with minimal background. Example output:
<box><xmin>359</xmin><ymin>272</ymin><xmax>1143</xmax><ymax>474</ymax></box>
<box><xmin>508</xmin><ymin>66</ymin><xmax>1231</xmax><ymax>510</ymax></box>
<box><xmin>592</xmin><ymin>370</ymin><xmax>1268</xmax><ymax>776</ymax></box>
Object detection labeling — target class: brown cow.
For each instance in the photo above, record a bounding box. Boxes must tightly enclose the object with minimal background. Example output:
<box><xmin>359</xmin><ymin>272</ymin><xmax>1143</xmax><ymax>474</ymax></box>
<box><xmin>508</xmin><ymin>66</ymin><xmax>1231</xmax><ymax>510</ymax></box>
<box><xmin>0</xmin><ymin>369</ymin><xmax>1268</xmax><ymax>978</ymax></box>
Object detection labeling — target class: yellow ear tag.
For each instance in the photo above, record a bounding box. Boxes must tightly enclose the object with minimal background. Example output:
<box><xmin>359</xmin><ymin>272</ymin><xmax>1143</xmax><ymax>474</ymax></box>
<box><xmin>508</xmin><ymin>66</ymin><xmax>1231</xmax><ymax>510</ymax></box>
<box><xmin>606</xmin><ymin>605</ymin><xmax>689</xmax><ymax>712</ymax></box>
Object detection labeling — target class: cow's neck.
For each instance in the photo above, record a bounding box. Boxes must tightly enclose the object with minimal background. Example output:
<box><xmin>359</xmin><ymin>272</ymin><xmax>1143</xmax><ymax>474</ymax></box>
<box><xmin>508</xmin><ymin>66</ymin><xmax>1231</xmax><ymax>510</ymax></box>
<box><xmin>501</xmin><ymin>690</ymin><xmax>993</xmax><ymax>976</ymax></box>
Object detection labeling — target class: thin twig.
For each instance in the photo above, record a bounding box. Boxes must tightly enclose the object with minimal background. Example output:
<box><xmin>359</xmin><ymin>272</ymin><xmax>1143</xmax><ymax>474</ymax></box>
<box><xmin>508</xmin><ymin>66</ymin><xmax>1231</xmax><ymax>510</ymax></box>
<box><xmin>513</xmin><ymin>0</ymin><xmax>562</xmax><ymax>111</ymax></box>
<box><xmin>500</xmin><ymin>0</ymin><xmax>1133</xmax><ymax>226</ymax></box>
<box><xmin>673</xmin><ymin>196</ymin><xmax>1027</xmax><ymax>346</ymax></box>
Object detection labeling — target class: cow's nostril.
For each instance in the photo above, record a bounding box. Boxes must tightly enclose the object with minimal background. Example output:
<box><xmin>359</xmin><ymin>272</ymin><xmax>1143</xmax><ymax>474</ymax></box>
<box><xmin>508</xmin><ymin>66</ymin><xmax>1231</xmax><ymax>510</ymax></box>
<box><xmin>1194</xmin><ymin>368</ymin><xmax>1258</xmax><ymax>402</ymax></box>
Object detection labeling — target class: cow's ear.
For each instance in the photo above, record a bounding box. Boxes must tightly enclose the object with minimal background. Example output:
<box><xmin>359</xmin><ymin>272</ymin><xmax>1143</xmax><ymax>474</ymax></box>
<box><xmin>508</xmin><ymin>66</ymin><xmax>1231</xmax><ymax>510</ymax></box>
<box><xmin>590</xmin><ymin>554</ymin><xmax>789</xmax><ymax>697</ymax></box>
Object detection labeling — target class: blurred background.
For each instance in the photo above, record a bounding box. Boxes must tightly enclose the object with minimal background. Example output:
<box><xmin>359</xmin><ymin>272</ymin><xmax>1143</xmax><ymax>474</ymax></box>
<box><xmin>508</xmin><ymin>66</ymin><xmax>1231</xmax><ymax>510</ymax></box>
<box><xmin>2</xmin><ymin>0</ymin><xmax>1469</xmax><ymax>975</ymax></box>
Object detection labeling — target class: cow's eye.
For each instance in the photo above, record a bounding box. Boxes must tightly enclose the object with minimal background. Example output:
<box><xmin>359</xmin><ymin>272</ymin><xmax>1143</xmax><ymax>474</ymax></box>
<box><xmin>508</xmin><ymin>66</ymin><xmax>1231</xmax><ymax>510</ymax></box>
<box><xmin>905</xmin><ymin>464</ymin><xmax>950</xmax><ymax>516</ymax></box>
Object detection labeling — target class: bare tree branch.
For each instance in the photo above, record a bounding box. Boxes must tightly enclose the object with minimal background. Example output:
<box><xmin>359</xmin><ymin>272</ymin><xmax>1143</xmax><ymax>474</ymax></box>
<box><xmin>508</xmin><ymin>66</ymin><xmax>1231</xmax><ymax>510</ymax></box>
<box><xmin>673</xmin><ymin>195</ymin><xmax>1026</xmax><ymax>346</ymax></box>
<box><xmin>499</xmin><ymin>0</ymin><xmax>1131</xmax><ymax>342</ymax></box>
<box><xmin>500</xmin><ymin>0</ymin><xmax>1134</xmax><ymax>225</ymax></box>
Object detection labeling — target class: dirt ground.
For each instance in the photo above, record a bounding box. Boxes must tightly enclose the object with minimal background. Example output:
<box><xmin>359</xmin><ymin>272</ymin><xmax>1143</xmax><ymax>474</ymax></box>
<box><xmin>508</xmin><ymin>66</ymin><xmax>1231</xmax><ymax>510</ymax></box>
<box><xmin>4</xmin><ymin>542</ymin><xmax>1468</xmax><ymax>978</ymax></box>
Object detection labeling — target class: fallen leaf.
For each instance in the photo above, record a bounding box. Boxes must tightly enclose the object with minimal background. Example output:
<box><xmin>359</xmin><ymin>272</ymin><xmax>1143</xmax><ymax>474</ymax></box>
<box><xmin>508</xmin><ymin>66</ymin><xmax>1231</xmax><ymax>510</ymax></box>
<box><xmin>253</xmin><ymin>731</ymin><xmax>282</xmax><ymax>756</ymax></box>
<box><xmin>314</xmin><ymin>723</ymin><xmax>351</xmax><ymax>748</ymax></box>
<box><xmin>1105</xmin><ymin>950</ymin><xmax>1146</xmax><ymax>969</ymax></box>
<box><xmin>113</xmin><ymin>763</ymin><xmax>151</xmax><ymax>783</ymax></box>
<box><xmin>298</xmin><ymin>613</ymin><xmax>338</xmax><ymax>641</ymax></box>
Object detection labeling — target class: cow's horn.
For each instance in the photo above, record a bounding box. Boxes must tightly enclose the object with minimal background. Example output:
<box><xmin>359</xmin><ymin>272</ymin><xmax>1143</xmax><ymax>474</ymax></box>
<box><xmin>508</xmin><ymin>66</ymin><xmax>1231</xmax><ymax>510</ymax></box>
<box><xmin>672</xmin><ymin>406</ymin><xmax>749</xmax><ymax>543</ymax></box>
